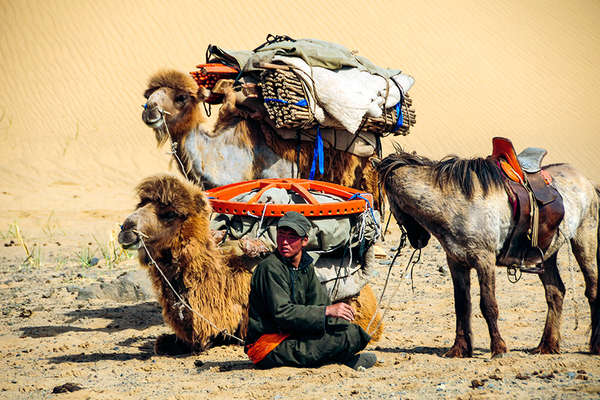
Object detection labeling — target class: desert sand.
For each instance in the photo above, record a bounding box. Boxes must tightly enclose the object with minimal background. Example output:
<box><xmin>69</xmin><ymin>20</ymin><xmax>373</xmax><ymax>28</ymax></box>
<box><xmin>1</xmin><ymin>0</ymin><xmax>600</xmax><ymax>398</ymax></box>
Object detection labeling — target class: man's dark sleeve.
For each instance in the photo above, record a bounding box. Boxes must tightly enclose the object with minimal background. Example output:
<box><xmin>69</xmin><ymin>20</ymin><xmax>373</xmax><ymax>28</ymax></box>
<box><xmin>255</xmin><ymin>264</ymin><xmax>326</xmax><ymax>335</ymax></box>
<box><xmin>305</xmin><ymin>265</ymin><xmax>355</xmax><ymax>331</ymax></box>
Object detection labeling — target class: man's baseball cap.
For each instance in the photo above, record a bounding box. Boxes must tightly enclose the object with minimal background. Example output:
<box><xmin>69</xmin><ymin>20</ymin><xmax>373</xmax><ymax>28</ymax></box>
<box><xmin>277</xmin><ymin>211</ymin><xmax>311</xmax><ymax>237</ymax></box>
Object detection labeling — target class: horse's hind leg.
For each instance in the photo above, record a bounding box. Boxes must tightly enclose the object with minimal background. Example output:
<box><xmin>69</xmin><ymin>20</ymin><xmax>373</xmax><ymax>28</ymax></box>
<box><xmin>532</xmin><ymin>252</ymin><xmax>564</xmax><ymax>354</ymax></box>
<box><xmin>473</xmin><ymin>254</ymin><xmax>507</xmax><ymax>357</ymax></box>
<box><xmin>570</xmin><ymin>212</ymin><xmax>599</xmax><ymax>353</ymax></box>
<box><xmin>444</xmin><ymin>258</ymin><xmax>474</xmax><ymax>358</ymax></box>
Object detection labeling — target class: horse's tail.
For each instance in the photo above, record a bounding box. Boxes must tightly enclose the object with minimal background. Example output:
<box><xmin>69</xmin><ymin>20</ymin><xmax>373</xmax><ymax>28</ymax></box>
<box><xmin>591</xmin><ymin>185</ymin><xmax>600</xmax><ymax>354</ymax></box>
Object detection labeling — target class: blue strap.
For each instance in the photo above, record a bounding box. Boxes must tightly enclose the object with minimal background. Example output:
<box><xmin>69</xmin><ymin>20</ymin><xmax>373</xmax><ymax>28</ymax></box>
<box><xmin>349</xmin><ymin>193</ymin><xmax>378</xmax><ymax>225</ymax></box>
<box><xmin>391</xmin><ymin>102</ymin><xmax>404</xmax><ymax>133</ymax></box>
<box><xmin>309</xmin><ymin>126</ymin><xmax>324</xmax><ymax>180</ymax></box>
<box><xmin>264</xmin><ymin>98</ymin><xmax>308</xmax><ymax>107</ymax></box>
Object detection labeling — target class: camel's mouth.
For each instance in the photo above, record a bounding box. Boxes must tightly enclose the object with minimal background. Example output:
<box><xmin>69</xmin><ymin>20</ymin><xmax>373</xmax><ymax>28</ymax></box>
<box><xmin>142</xmin><ymin>104</ymin><xmax>166</xmax><ymax>129</ymax></box>
<box><xmin>118</xmin><ymin>230</ymin><xmax>141</xmax><ymax>250</ymax></box>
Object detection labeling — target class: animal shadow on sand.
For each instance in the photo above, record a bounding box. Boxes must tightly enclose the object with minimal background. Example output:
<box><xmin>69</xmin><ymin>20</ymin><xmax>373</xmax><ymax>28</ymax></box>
<box><xmin>19</xmin><ymin>302</ymin><xmax>163</xmax><ymax>339</ymax></box>
<box><xmin>375</xmin><ymin>346</ymin><xmax>490</xmax><ymax>357</ymax></box>
<box><xmin>47</xmin><ymin>346</ymin><xmax>154</xmax><ymax>364</ymax></box>
<box><xmin>195</xmin><ymin>359</ymin><xmax>255</xmax><ymax>372</ymax></box>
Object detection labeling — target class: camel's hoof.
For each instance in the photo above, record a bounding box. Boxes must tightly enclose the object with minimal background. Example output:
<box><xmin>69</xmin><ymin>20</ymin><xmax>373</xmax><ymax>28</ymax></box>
<box><xmin>154</xmin><ymin>333</ymin><xmax>193</xmax><ymax>356</ymax></box>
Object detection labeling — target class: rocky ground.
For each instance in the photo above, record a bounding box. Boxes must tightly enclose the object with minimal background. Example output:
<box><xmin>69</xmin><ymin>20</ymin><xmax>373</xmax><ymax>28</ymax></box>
<box><xmin>1</xmin><ymin>216</ymin><xmax>599</xmax><ymax>400</ymax></box>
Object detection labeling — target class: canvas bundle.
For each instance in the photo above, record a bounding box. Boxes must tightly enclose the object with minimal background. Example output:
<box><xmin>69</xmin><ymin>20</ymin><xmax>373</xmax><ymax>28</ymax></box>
<box><xmin>260</xmin><ymin>65</ymin><xmax>416</xmax><ymax>136</ymax></box>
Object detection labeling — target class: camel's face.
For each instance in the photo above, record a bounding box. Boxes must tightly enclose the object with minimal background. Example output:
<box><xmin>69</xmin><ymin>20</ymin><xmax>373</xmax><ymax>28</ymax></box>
<box><xmin>143</xmin><ymin>86</ymin><xmax>191</xmax><ymax>129</ymax></box>
<box><xmin>118</xmin><ymin>175</ymin><xmax>208</xmax><ymax>263</ymax></box>
<box><xmin>118</xmin><ymin>200</ymin><xmax>187</xmax><ymax>268</ymax></box>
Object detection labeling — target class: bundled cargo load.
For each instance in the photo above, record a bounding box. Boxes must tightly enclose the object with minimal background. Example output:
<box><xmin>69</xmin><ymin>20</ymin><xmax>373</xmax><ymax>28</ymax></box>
<box><xmin>190</xmin><ymin>35</ymin><xmax>416</xmax><ymax>157</ymax></box>
<box><xmin>207</xmin><ymin>178</ymin><xmax>381</xmax><ymax>301</ymax></box>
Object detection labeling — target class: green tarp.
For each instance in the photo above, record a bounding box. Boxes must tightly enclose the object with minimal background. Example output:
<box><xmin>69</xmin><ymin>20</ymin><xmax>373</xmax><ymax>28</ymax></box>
<box><xmin>207</xmin><ymin>37</ymin><xmax>401</xmax><ymax>78</ymax></box>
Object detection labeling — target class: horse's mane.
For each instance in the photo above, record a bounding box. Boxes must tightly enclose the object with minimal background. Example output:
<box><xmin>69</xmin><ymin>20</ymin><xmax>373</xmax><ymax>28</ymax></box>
<box><xmin>377</xmin><ymin>144</ymin><xmax>505</xmax><ymax>198</ymax></box>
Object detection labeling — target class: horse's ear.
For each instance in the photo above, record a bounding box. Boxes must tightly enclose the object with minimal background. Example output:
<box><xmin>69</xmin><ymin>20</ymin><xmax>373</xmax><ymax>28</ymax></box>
<box><xmin>197</xmin><ymin>86</ymin><xmax>212</xmax><ymax>101</ymax></box>
<box><xmin>370</xmin><ymin>156</ymin><xmax>381</xmax><ymax>168</ymax></box>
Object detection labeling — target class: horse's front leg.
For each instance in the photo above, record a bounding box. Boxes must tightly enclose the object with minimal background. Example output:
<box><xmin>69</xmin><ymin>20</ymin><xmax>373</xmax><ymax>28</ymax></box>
<box><xmin>532</xmin><ymin>252</ymin><xmax>564</xmax><ymax>354</ymax></box>
<box><xmin>474</xmin><ymin>254</ymin><xmax>507</xmax><ymax>357</ymax></box>
<box><xmin>445</xmin><ymin>258</ymin><xmax>473</xmax><ymax>358</ymax></box>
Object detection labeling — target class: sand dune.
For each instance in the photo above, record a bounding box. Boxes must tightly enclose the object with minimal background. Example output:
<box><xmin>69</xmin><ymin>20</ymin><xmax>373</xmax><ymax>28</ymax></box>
<box><xmin>1</xmin><ymin>0</ymin><xmax>599</xmax><ymax>214</ymax></box>
<box><xmin>1</xmin><ymin>2</ymin><xmax>600</xmax><ymax>398</ymax></box>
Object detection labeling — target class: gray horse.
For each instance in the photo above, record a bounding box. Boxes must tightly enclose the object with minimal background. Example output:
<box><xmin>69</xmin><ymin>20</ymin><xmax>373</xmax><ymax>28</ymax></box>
<box><xmin>373</xmin><ymin>146</ymin><xmax>600</xmax><ymax>357</ymax></box>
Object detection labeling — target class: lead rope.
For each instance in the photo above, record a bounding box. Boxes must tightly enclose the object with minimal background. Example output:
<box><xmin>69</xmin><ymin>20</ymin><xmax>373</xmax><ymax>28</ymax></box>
<box><xmin>367</xmin><ymin>245</ymin><xmax>422</xmax><ymax>336</ymax></box>
<box><xmin>135</xmin><ymin>231</ymin><xmax>244</xmax><ymax>344</ymax></box>
<box><xmin>365</xmin><ymin>231</ymin><xmax>407</xmax><ymax>333</ymax></box>
<box><xmin>158</xmin><ymin>110</ymin><xmax>197</xmax><ymax>186</ymax></box>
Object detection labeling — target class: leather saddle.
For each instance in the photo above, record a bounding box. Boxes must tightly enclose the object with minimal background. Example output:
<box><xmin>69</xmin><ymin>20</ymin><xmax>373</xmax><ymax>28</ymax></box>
<box><xmin>489</xmin><ymin>137</ymin><xmax>565</xmax><ymax>270</ymax></box>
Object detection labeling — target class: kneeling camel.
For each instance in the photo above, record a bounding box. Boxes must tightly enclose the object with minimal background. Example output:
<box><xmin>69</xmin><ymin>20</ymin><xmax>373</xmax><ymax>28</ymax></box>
<box><xmin>118</xmin><ymin>174</ymin><xmax>382</xmax><ymax>354</ymax></box>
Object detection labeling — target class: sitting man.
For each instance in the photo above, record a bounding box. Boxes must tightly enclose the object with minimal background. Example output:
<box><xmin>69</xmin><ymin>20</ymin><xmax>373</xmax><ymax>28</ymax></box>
<box><xmin>244</xmin><ymin>211</ymin><xmax>376</xmax><ymax>370</ymax></box>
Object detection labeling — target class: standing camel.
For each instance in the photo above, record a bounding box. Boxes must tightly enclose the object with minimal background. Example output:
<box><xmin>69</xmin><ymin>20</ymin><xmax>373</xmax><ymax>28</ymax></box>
<box><xmin>141</xmin><ymin>70</ymin><xmax>380</xmax><ymax>203</ymax></box>
<box><xmin>373</xmin><ymin>146</ymin><xmax>600</xmax><ymax>357</ymax></box>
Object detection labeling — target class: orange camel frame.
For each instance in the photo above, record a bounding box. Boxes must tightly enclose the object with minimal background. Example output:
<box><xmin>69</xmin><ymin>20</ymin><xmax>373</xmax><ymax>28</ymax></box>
<box><xmin>206</xmin><ymin>178</ymin><xmax>374</xmax><ymax>217</ymax></box>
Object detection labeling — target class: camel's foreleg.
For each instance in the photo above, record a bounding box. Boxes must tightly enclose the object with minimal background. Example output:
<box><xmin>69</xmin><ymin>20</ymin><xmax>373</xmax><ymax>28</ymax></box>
<box><xmin>473</xmin><ymin>253</ymin><xmax>507</xmax><ymax>358</ymax></box>
<box><xmin>532</xmin><ymin>252</ymin><xmax>564</xmax><ymax>354</ymax></box>
<box><xmin>154</xmin><ymin>333</ymin><xmax>194</xmax><ymax>355</ymax></box>
<box><xmin>444</xmin><ymin>258</ymin><xmax>473</xmax><ymax>358</ymax></box>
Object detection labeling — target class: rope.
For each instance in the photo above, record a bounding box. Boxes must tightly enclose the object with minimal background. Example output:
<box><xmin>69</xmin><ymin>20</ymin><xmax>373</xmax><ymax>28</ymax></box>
<box><xmin>367</xmin><ymin>243</ymin><xmax>422</xmax><ymax>336</ymax></box>
<box><xmin>136</xmin><ymin>233</ymin><xmax>244</xmax><ymax>344</ymax></box>
<box><xmin>348</xmin><ymin>193</ymin><xmax>381</xmax><ymax>239</ymax></box>
<box><xmin>157</xmin><ymin>109</ymin><xmax>201</xmax><ymax>187</ymax></box>
<box><xmin>255</xmin><ymin>202</ymin><xmax>272</xmax><ymax>238</ymax></box>
<box><xmin>169</xmin><ymin>142</ymin><xmax>189</xmax><ymax>182</ymax></box>
<box><xmin>383</xmin><ymin>211</ymin><xmax>393</xmax><ymax>239</ymax></box>
<box><xmin>366</xmin><ymin>231</ymin><xmax>407</xmax><ymax>333</ymax></box>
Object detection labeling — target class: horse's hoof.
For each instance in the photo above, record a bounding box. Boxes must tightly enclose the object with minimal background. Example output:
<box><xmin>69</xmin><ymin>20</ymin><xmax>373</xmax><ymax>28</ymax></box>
<box><xmin>491</xmin><ymin>351</ymin><xmax>507</xmax><ymax>359</ymax></box>
<box><xmin>530</xmin><ymin>344</ymin><xmax>560</xmax><ymax>355</ymax></box>
<box><xmin>444</xmin><ymin>347</ymin><xmax>470</xmax><ymax>358</ymax></box>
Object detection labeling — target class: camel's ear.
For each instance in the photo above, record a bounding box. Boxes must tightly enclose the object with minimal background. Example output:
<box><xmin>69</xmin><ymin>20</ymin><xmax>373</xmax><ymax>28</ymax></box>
<box><xmin>211</xmin><ymin>79</ymin><xmax>235</xmax><ymax>94</ymax></box>
<box><xmin>369</xmin><ymin>156</ymin><xmax>381</xmax><ymax>168</ymax></box>
<box><xmin>194</xmin><ymin>192</ymin><xmax>209</xmax><ymax>211</ymax></box>
<box><xmin>197</xmin><ymin>86</ymin><xmax>212</xmax><ymax>101</ymax></box>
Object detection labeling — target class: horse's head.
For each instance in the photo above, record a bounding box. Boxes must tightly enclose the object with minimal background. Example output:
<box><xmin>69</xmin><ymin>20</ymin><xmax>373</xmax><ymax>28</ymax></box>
<box><xmin>389</xmin><ymin>203</ymin><xmax>431</xmax><ymax>250</ymax></box>
<box><xmin>142</xmin><ymin>70</ymin><xmax>207</xmax><ymax>145</ymax></box>
<box><xmin>371</xmin><ymin>154</ymin><xmax>431</xmax><ymax>250</ymax></box>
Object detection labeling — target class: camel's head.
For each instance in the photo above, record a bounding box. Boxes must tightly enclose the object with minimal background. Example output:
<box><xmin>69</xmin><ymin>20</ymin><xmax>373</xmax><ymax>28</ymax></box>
<box><xmin>118</xmin><ymin>174</ymin><xmax>211</xmax><ymax>264</ymax></box>
<box><xmin>142</xmin><ymin>70</ymin><xmax>209</xmax><ymax>145</ymax></box>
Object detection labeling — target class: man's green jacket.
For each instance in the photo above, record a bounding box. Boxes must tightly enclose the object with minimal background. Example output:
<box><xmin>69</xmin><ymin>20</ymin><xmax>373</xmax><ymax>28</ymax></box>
<box><xmin>245</xmin><ymin>251</ymin><xmax>348</xmax><ymax>346</ymax></box>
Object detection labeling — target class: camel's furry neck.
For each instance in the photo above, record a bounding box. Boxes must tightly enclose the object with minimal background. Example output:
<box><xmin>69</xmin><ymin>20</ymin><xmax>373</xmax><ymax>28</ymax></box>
<box><xmin>167</xmin><ymin>116</ymin><xmax>293</xmax><ymax>189</ymax></box>
<box><xmin>143</xmin><ymin>212</ymin><xmax>251</xmax><ymax>346</ymax></box>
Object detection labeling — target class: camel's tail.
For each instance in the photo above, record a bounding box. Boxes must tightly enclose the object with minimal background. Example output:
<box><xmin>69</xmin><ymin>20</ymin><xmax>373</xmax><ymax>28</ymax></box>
<box><xmin>591</xmin><ymin>185</ymin><xmax>600</xmax><ymax>354</ymax></box>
